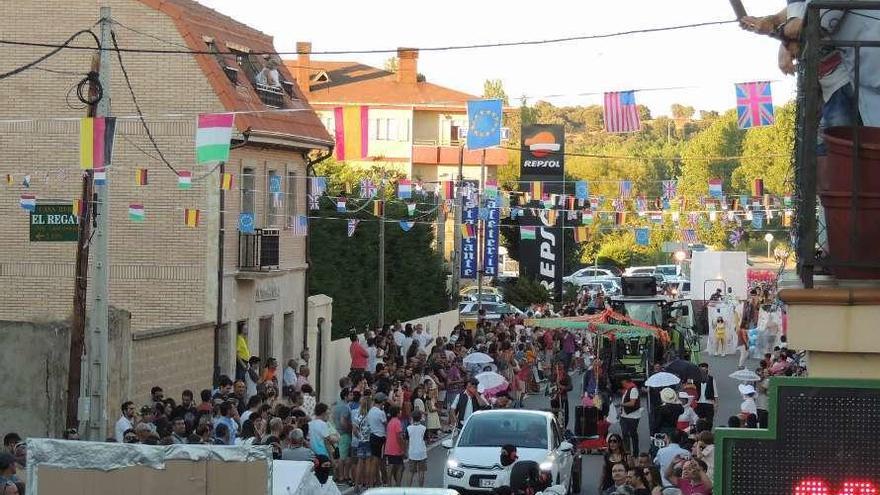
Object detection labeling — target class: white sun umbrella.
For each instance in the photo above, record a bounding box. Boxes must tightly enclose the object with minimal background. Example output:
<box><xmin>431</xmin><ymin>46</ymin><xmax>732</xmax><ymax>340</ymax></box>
<box><xmin>645</xmin><ymin>371</ymin><xmax>681</xmax><ymax>388</ymax></box>
<box><xmin>475</xmin><ymin>371</ymin><xmax>509</xmax><ymax>395</ymax></box>
<box><xmin>463</xmin><ymin>352</ymin><xmax>493</xmax><ymax>365</ymax></box>
<box><xmin>729</xmin><ymin>368</ymin><xmax>762</xmax><ymax>382</ymax></box>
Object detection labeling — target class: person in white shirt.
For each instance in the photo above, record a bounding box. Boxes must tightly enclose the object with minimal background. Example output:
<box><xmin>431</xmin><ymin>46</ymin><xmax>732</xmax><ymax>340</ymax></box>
<box><xmin>654</xmin><ymin>430</ymin><xmax>690</xmax><ymax>486</ymax></box>
<box><xmin>739</xmin><ymin>384</ymin><xmax>758</xmax><ymax>419</ymax></box>
<box><xmin>676</xmin><ymin>392</ymin><xmax>699</xmax><ymax>432</ymax></box>
<box><xmin>282</xmin><ymin>359</ymin><xmax>298</xmax><ymax>391</ymax></box>
<box><xmin>413</xmin><ymin>324</ymin><xmax>433</xmax><ymax>352</ymax></box>
<box><xmin>115</xmin><ymin>401</ymin><xmax>136</xmax><ymax>443</ymax></box>
<box><xmin>406</xmin><ymin>411</ymin><xmax>428</xmax><ymax>486</ymax></box>
<box><xmin>366</xmin><ymin>339</ymin><xmax>378</xmax><ymax>374</ymax></box>
<box><xmin>619</xmin><ymin>379</ymin><xmax>642</xmax><ymax>456</ymax></box>
<box><xmin>393</xmin><ymin>326</ymin><xmax>405</xmax><ymax>350</ymax></box>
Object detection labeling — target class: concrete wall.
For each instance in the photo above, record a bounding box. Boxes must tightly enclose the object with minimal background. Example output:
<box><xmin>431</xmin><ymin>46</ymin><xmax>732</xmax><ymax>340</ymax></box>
<box><xmin>317</xmin><ymin>309</ymin><xmax>459</xmax><ymax>405</ymax></box>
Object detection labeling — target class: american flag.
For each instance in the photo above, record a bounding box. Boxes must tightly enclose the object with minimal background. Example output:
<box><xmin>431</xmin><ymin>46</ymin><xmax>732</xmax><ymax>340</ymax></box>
<box><xmin>736</xmin><ymin>81</ymin><xmax>774</xmax><ymax>129</ymax></box>
<box><xmin>662</xmin><ymin>180</ymin><xmax>677</xmax><ymax>199</ymax></box>
<box><xmin>682</xmin><ymin>229</ymin><xmax>697</xmax><ymax>243</ymax></box>
<box><xmin>604</xmin><ymin>91</ymin><xmax>641</xmax><ymax>133</ymax></box>
<box><xmin>293</xmin><ymin>214</ymin><xmax>308</xmax><ymax>236</ymax></box>
<box><xmin>619</xmin><ymin>180</ymin><xmax>632</xmax><ymax>199</ymax></box>
<box><xmin>360</xmin><ymin>179</ymin><xmax>377</xmax><ymax>198</ymax></box>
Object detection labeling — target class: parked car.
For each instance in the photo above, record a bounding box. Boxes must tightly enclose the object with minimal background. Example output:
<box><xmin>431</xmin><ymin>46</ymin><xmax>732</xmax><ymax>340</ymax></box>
<box><xmin>663</xmin><ymin>277</ymin><xmax>692</xmax><ymax>297</ymax></box>
<box><xmin>580</xmin><ymin>279</ymin><xmax>621</xmax><ymax>296</ymax></box>
<box><xmin>654</xmin><ymin>264</ymin><xmax>682</xmax><ymax>278</ymax></box>
<box><xmin>623</xmin><ymin>266</ymin><xmax>656</xmax><ymax>276</ymax></box>
<box><xmin>466</xmin><ymin>292</ymin><xmax>504</xmax><ymax>304</ymax></box>
<box><xmin>459</xmin><ymin>302</ymin><xmax>525</xmax><ymax>320</ymax></box>
<box><xmin>443</xmin><ymin>410</ymin><xmax>575</xmax><ymax>493</ymax></box>
<box><xmin>563</xmin><ymin>267</ymin><xmax>616</xmax><ymax>286</ymax></box>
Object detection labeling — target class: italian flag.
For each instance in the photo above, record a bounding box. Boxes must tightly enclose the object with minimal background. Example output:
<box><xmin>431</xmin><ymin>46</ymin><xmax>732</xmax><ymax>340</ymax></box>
<box><xmin>196</xmin><ymin>113</ymin><xmax>234</xmax><ymax>165</ymax></box>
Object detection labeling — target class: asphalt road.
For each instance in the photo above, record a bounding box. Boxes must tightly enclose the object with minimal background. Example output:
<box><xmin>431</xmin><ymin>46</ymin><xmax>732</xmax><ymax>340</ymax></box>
<box><xmin>421</xmin><ymin>338</ymin><xmax>752</xmax><ymax>494</ymax></box>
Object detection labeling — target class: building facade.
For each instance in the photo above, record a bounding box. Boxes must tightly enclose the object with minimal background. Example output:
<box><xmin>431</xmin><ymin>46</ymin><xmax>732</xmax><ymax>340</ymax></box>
<box><xmin>0</xmin><ymin>0</ymin><xmax>331</xmax><ymax>402</ymax></box>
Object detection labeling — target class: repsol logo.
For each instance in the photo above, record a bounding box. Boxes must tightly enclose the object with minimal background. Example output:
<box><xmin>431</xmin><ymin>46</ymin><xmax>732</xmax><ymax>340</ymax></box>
<box><xmin>522</xmin><ymin>160</ymin><xmax>562</xmax><ymax>168</ymax></box>
<box><xmin>537</xmin><ymin>210</ymin><xmax>557</xmax><ymax>292</ymax></box>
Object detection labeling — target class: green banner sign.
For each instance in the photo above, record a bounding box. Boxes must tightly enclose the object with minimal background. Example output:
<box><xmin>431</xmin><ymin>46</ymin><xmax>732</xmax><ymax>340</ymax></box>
<box><xmin>30</xmin><ymin>203</ymin><xmax>79</xmax><ymax>242</ymax></box>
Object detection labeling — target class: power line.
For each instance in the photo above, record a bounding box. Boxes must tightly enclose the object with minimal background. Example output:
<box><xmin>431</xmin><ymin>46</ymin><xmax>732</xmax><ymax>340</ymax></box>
<box><xmin>0</xmin><ymin>29</ymin><xmax>100</xmax><ymax>81</ymax></box>
<box><xmin>0</xmin><ymin>19</ymin><xmax>738</xmax><ymax>56</ymax></box>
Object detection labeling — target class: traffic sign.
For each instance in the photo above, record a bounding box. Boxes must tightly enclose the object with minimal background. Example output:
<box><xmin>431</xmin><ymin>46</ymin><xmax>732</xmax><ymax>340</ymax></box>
<box><xmin>715</xmin><ymin>377</ymin><xmax>880</xmax><ymax>495</ymax></box>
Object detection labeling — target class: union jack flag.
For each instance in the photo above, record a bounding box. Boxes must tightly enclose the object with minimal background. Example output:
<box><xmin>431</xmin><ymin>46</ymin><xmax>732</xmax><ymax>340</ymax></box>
<box><xmin>308</xmin><ymin>194</ymin><xmax>320</xmax><ymax>211</ymax></box>
<box><xmin>662</xmin><ymin>180</ymin><xmax>677</xmax><ymax>199</ymax></box>
<box><xmin>736</xmin><ymin>81</ymin><xmax>775</xmax><ymax>129</ymax></box>
<box><xmin>360</xmin><ymin>178</ymin><xmax>377</xmax><ymax>198</ymax></box>
<box><xmin>682</xmin><ymin>229</ymin><xmax>697</xmax><ymax>243</ymax></box>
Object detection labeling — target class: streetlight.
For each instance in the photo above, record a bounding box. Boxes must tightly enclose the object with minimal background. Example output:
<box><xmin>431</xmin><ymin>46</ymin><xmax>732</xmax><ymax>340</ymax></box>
<box><xmin>764</xmin><ymin>233</ymin><xmax>774</xmax><ymax>259</ymax></box>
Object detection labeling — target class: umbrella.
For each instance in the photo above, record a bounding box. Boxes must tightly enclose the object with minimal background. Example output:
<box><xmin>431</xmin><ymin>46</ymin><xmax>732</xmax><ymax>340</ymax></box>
<box><xmin>475</xmin><ymin>371</ymin><xmax>509</xmax><ymax>395</ymax></box>
<box><xmin>463</xmin><ymin>352</ymin><xmax>493</xmax><ymax>365</ymax></box>
<box><xmin>729</xmin><ymin>369</ymin><xmax>761</xmax><ymax>382</ymax></box>
<box><xmin>664</xmin><ymin>359</ymin><xmax>702</xmax><ymax>384</ymax></box>
<box><xmin>645</xmin><ymin>371</ymin><xmax>681</xmax><ymax>388</ymax></box>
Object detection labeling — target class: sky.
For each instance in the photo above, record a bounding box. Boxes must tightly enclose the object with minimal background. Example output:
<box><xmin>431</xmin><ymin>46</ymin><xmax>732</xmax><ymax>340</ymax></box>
<box><xmin>198</xmin><ymin>0</ymin><xmax>795</xmax><ymax>118</ymax></box>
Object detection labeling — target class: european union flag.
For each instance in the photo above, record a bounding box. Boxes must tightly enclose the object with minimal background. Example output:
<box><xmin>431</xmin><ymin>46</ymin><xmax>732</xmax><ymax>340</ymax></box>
<box><xmin>467</xmin><ymin>99</ymin><xmax>503</xmax><ymax>150</ymax></box>
<box><xmin>575</xmin><ymin>180</ymin><xmax>589</xmax><ymax>200</ymax></box>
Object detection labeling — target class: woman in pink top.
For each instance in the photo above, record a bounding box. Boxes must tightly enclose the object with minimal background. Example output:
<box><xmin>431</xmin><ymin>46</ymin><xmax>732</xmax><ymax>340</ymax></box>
<box><xmin>384</xmin><ymin>406</ymin><xmax>407</xmax><ymax>486</ymax></box>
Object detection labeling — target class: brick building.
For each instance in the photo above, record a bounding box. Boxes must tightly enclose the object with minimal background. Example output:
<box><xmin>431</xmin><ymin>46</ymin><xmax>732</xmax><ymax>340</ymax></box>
<box><xmin>0</xmin><ymin>0</ymin><xmax>332</xmax><ymax>403</ymax></box>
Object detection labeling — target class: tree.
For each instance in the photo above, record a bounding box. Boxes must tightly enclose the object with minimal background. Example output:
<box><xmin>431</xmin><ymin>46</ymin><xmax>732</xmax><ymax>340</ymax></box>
<box><xmin>671</xmin><ymin>104</ymin><xmax>696</xmax><ymax>121</ymax></box>
<box><xmin>482</xmin><ymin>79</ymin><xmax>509</xmax><ymax>105</ymax></box>
<box><xmin>678</xmin><ymin>110</ymin><xmax>745</xmax><ymax>199</ymax></box>
<box><xmin>732</xmin><ymin>102</ymin><xmax>795</xmax><ymax>195</ymax></box>
<box><xmin>384</xmin><ymin>57</ymin><xmax>398</xmax><ymax>73</ymax></box>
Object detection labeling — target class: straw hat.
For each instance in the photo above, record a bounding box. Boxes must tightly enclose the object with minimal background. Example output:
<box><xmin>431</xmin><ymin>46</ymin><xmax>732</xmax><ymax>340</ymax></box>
<box><xmin>660</xmin><ymin>387</ymin><xmax>678</xmax><ymax>405</ymax></box>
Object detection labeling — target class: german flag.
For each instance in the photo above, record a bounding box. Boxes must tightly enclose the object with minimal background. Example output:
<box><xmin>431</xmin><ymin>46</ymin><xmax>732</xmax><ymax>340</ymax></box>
<box><xmin>373</xmin><ymin>199</ymin><xmax>384</xmax><ymax>217</ymax></box>
<box><xmin>135</xmin><ymin>168</ymin><xmax>148</xmax><ymax>186</ymax></box>
<box><xmin>80</xmin><ymin>117</ymin><xmax>116</xmax><ymax>170</ymax></box>
<box><xmin>530</xmin><ymin>181</ymin><xmax>542</xmax><ymax>202</ymax></box>
<box><xmin>220</xmin><ymin>172</ymin><xmax>234</xmax><ymax>191</ymax></box>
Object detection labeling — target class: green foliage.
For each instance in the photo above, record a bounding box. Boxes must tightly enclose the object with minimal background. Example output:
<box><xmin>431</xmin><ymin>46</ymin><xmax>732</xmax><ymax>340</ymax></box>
<box><xmin>500</xmin><ymin>276</ymin><xmax>550</xmax><ymax>309</ymax></box>
<box><xmin>733</xmin><ymin>102</ymin><xmax>796</xmax><ymax>195</ymax></box>
<box><xmin>482</xmin><ymin>79</ymin><xmax>509</xmax><ymax>105</ymax></box>
<box><xmin>308</xmin><ymin>160</ymin><xmax>449</xmax><ymax>339</ymax></box>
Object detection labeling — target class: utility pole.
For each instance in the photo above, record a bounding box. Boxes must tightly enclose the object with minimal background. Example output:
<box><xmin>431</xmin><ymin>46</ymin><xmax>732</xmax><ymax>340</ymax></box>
<box><xmin>67</xmin><ymin>52</ymin><xmax>101</xmax><ymax>430</ymax></box>
<box><xmin>82</xmin><ymin>6</ymin><xmax>112</xmax><ymax>441</ymax></box>
<box><xmin>451</xmin><ymin>145</ymin><xmax>464</xmax><ymax>307</ymax></box>
<box><xmin>214</xmin><ymin>161</ymin><xmax>226</xmax><ymax>386</ymax></box>
<box><xmin>377</xmin><ymin>175</ymin><xmax>385</xmax><ymax>327</ymax></box>
<box><xmin>476</xmin><ymin>149</ymin><xmax>486</xmax><ymax>314</ymax></box>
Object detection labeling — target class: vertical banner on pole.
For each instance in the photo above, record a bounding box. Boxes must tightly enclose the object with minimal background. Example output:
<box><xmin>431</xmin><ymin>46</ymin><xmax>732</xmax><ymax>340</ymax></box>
<box><xmin>483</xmin><ymin>199</ymin><xmax>500</xmax><ymax>276</ymax></box>
<box><xmin>518</xmin><ymin>124</ymin><xmax>565</xmax><ymax>301</ymax></box>
<box><xmin>460</xmin><ymin>197</ymin><xmax>479</xmax><ymax>279</ymax></box>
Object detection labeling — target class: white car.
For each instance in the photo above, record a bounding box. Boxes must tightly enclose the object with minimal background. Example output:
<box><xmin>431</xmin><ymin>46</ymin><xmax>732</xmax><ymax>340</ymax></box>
<box><xmin>623</xmin><ymin>266</ymin><xmax>656</xmax><ymax>276</ymax></box>
<box><xmin>459</xmin><ymin>302</ymin><xmax>525</xmax><ymax>320</ymax></box>
<box><xmin>442</xmin><ymin>409</ymin><xmax>575</xmax><ymax>494</ymax></box>
<box><xmin>563</xmin><ymin>267</ymin><xmax>616</xmax><ymax>287</ymax></box>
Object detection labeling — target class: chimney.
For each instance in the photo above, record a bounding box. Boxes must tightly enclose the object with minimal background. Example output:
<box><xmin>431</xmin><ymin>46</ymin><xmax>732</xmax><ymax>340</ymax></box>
<box><xmin>295</xmin><ymin>41</ymin><xmax>312</xmax><ymax>95</ymax></box>
<box><xmin>397</xmin><ymin>47</ymin><xmax>419</xmax><ymax>85</ymax></box>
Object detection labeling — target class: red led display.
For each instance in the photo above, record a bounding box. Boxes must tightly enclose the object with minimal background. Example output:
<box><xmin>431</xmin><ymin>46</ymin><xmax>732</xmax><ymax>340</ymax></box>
<box><xmin>794</xmin><ymin>479</ymin><xmax>878</xmax><ymax>495</ymax></box>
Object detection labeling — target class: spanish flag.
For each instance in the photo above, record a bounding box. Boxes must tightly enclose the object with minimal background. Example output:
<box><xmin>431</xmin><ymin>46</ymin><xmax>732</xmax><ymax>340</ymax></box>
<box><xmin>530</xmin><ymin>181</ymin><xmax>543</xmax><ymax>202</ymax></box>
<box><xmin>184</xmin><ymin>208</ymin><xmax>200</xmax><ymax>228</ymax></box>
<box><xmin>135</xmin><ymin>168</ymin><xmax>148</xmax><ymax>186</ymax></box>
<box><xmin>334</xmin><ymin>106</ymin><xmax>369</xmax><ymax>161</ymax></box>
<box><xmin>373</xmin><ymin>199</ymin><xmax>384</xmax><ymax>217</ymax></box>
<box><xmin>220</xmin><ymin>172</ymin><xmax>234</xmax><ymax>191</ymax></box>
<box><xmin>80</xmin><ymin>117</ymin><xmax>116</xmax><ymax>170</ymax></box>
<box><xmin>547</xmin><ymin>209</ymin><xmax>557</xmax><ymax>225</ymax></box>
<box><xmin>574</xmin><ymin>226</ymin><xmax>589</xmax><ymax>243</ymax></box>
<box><xmin>72</xmin><ymin>199</ymin><xmax>83</xmax><ymax>217</ymax></box>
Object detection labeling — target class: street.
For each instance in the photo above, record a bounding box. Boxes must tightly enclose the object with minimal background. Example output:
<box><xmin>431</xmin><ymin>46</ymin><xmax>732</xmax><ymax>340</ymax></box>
<box><xmin>422</xmin><ymin>337</ymin><xmax>749</xmax><ymax>494</ymax></box>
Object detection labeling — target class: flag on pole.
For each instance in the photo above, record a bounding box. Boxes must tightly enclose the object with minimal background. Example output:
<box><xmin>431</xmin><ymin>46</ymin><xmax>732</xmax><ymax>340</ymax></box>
<box><xmin>80</xmin><ymin>116</ymin><xmax>117</xmax><ymax>169</ymax></box>
<box><xmin>530</xmin><ymin>181</ymin><xmax>542</xmax><ymax>202</ymax></box>
<box><xmin>520</xmin><ymin>225</ymin><xmax>537</xmax><ymax>240</ymax></box>
<box><xmin>135</xmin><ymin>168</ymin><xmax>148</xmax><ymax>186</ymax></box>
<box><xmin>292</xmin><ymin>214</ymin><xmax>308</xmax><ymax>236</ymax></box>
<box><xmin>604</xmin><ymin>91</ymin><xmax>641</xmax><ymax>133</ymax></box>
<box><xmin>573</xmin><ymin>226</ymin><xmax>589</xmax><ymax>243</ymax></box>
<box><xmin>635</xmin><ymin>227</ymin><xmax>650</xmax><ymax>246</ymax></box>
<box><xmin>373</xmin><ymin>200</ymin><xmax>384</xmax><ymax>217</ymax></box>
<box><xmin>619</xmin><ymin>180</ymin><xmax>632</xmax><ymax>199</ymax></box>
<box><xmin>184</xmin><ymin>208</ymin><xmax>200</xmax><ymax>227</ymax></box>
<box><xmin>347</xmin><ymin>219</ymin><xmax>359</xmax><ymax>237</ymax></box>
<box><xmin>177</xmin><ymin>171</ymin><xmax>192</xmax><ymax>190</ymax></box>
<box><xmin>333</xmin><ymin>106</ymin><xmax>369</xmax><ymax>161</ymax></box>
<box><xmin>398</xmin><ymin>179</ymin><xmax>412</xmax><ymax>199</ymax></box>
<box><xmin>466</xmin><ymin>99</ymin><xmax>503</xmax><ymax>150</ymax></box>
<box><xmin>196</xmin><ymin>113</ymin><xmax>235</xmax><ymax>164</ymax></box>
<box><xmin>736</xmin><ymin>81</ymin><xmax>774</xmax><ymax>129</ymax></box>
<box><xmin>220</xmin><ymin>172</ymin><xmax>234</xmax><ymax>191</ymax></box>
<box><xmin>662</xmin><ymin>180</ymin><xmax>677</xmax><ymax>199</ymax></box>
<box><xmin>708</xmin><ymin>178</ymin><xmax>723</xmax><ymax>198</ymax></box>
<box><xmin>336</xmin><ymin>197</ymin><xmax>347</xmax><ymax>213</ymax></box>
<box><xmin>20</xmin><ymin>194</ymin><xmax>35</xmax><ymax>211</ymax></box>
<box><xmin>461</xmin><ymin>223</ymin><xmax>476</xmax><ymax>239</ymax></box>
<box><xmin>128</xmin><ymin>204</ymin><xmax>145</xmax><ymax>222</ymax></box>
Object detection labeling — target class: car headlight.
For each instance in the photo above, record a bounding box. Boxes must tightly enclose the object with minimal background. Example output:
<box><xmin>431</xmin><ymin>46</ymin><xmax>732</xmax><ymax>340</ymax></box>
<box><xmin>447</xmin><ymin>458</ymin><xmax>459</xmax><ymax>469</ymax></box>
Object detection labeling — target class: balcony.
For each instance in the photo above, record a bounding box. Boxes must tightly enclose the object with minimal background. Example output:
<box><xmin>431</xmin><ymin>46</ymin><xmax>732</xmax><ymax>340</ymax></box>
<box><xmin>255</xmin><ymin>83</ymin><xmax>285</xmax><ymax>108</ymax></box>
<box><xmin>412</xmin><ymin>140</ymin><xmax>508</xmax><ymax>166</ymax></box>
<box><xmin>239</xmin><ymin>229</ymin><xmax>280</xmax><ymax>271</ymax></box>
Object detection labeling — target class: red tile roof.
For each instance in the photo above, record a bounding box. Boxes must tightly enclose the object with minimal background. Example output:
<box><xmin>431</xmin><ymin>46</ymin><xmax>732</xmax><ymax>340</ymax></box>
<box><xmin>286</xmin><ymin>60</ymin><xmax>477</xmax><ymax>109</ymax></box>
<box><xmin>136</xmin><ymin>0</ymin><xmax>332</xmax><ymax>147</ymax></box>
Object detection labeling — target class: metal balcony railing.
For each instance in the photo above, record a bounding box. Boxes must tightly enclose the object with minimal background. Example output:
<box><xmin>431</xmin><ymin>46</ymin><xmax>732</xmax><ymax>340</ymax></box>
<box><xmin>255</xmin><ymin>83</ymin><xmax>284</xmax><ymax>108</ymax></box>
<box><xmin>238</xmin><ymin>228</ymin><xmax>280</xmax><ymax>271</ymax></box>
<box><xmin>795</xmin><ymin>1</ymin><xmax>880</xmax><ymax>287</ymax></box>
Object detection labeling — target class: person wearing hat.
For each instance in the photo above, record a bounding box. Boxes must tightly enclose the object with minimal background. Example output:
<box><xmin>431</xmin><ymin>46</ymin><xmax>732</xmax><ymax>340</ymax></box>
<box><xmin>738</xmin><ymin>384</ymin><xmax>758</xmax><ymax>422</ymax></box>
<box><xmin>676</xmin><ymin>391</ymin><xmax>699</xmax><ymax>432</ymax></box>
<box><xmin>449</xmin><ymin>378</ymin><xmax>489</xmax><ymax>429</ymax></box>
<box><xmin>655</xmin><ymin>387</ymin><xmax>684</xmax><ymax>437</ymax></box>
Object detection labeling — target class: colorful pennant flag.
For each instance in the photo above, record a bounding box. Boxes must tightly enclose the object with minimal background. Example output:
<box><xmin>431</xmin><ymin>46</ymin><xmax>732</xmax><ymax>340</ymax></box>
<box><xmin>752</xmin><ymin>210</ymin><xmax>764</xmax><ymax>229</ymax></box>
<box><xmin>573</xmin><ymin>226</ymin><xmax>589</xmax><ymax>243</ymax></box>
<box><xmin>530</xmin><ymin>181</ymin><xmax>543</xmax><ymax>202</ymax></box>
<box><xmin>708</xmin><ymin>178</ymin><xmax>722</xmax><ymax>198</ymax></box>
<box><xmin>94</xmin><ymin>170</ymin><xmax>106</xmax><ymax>185</ymax></box>
<box><xmin>520</xmin><ymin>225</ymin><xmax>537</xmax><ymax>240</ymax></box>
<box><xmin>682</xmin><ymin>229</ymin><xmax>697</xmax><ymax>243</ymax></box>
<box><xmin>337</xmin><ymin>197</ymin><xmax>347</xmax><ymax>213</ymax></box>
<box><xmin>308</xmin><ymin>194</ymin><xmax>319</xmax><ymax>211</ymax></box>
<box><xmin>128</xmin><ymin>204</ymin><xmax>145</xmax><ymax>222</ymax></box>
<box><xmin>220</xmin><ymin>172</ymin><xmax>233</xmax><ymax>191</ymax></box>
<box><xmin>135</xmin><ymin>168</ymin><xmax>148</xmax><ymax>186</ymax></box>
<box><xmin>783</xmin><ymin>194</ymin><xmax>792</xmax><ymax>207</ymax></box>
<box><xmin>615</xmin><ymin>211</ymin><xmax>627</xmax><ymax>225</ymax></box>
<box><xmin>398</xmin><ymin>179</ymin><xmax>412</xmax><ymax>199</ymax></box>
<box><xmin>547</xmin><ymin>209</ymin><xmax>558</xmax><ymax>225</ymax></box>
<box><xmin>461</xmin><ymin>223</ymin><xmax>476</xmax><ymax>239</ymax></box>
<box><xmin>736</xmin><ymin>81</ymin><xmax>774</xmax><ymax>129</ymax></box>
<box><xmin>662</xmin><ymin>180</ymin><xmax>677</xmax><ymax>199</ymax></box>
<box><xmin>575</xmin><ymin>180</ymin><xmax>589</xmax><ymax>200</ymax></box>
<box><xmin>196</xmin><ymin>113</ymin><xmax>234</xmax><ymax>164</ymax></box>
<box><xmin>347</xmin><ymin>219</ymin><xmax>359</xmax><ymax>237</ymax></box>
<box><xmin>80</xmin><ymin>116</ymin><xmax>117</xmax><ymax>169</ymax></box>
<box><xmin>292</xmin><ymin>214</ymin><xmax>308</xmax><ymax>236</ymax></box>
<box><xmin>650</xmin><ymin>213</ymin><xmax>662</xmax><ymax>223</ymax></box>
<box><xmin>360</xmin><ymin>178</ymin><xmax>377</xmax><ymax>198</ymax></box>
<box><xmin>399</xmin><ymin>220</ymin><xmax>415</xmax><ymax>232</ymax></box>
<box><xmin>184</xmin><ymin>208</ymin><xmax>200</xmax><ymax>227</ymax></box>
<box><xmin>783</xmin><ymin>209</ymin><xmax>793</xmax><ymax>227</ymax></box>
<box><xmin>604</xmin><ymin>90</ymin><xmax>641</xmax><ymax>133</ymax></box>
<box><xmin>20</xmin><ymin>194</ymin><xmax>35</xmax><ymax>211</ymax></box>
<box><xmin>752</xmin><ymin>178</ymin><xmax>764</xmax><ymax>197</ymax></box>
<box><xmin>484</xmin><ymin>179</ymin><xmax>498</xmax><ymax>199</ymax></box>
<box><xmin>333</xmin><ymin>106</ymin><xmax>369</xmax><ymax>161</ymax></box>
<box><xmin>671</xmin><ymin>211</ymin><xmax>680</xmax><ymax>223</ymax></box>
<box><xmin>22</xmin><ymin>175</ymin><xmax>30</xmax><ymax>188</ymax></box>
<box><xmin>619</xmin><ymin>180</ymin><xmax>632</xmax><ymax>199</ymax></box>
<box><xmin>177</xmin><ymin>171</ymin><xmax>192</xmax><ymax>190</ymax></box>
<box><xmin>581</xmin><ymin>211</ymin><xmax>594</xmax><ymax>225</ymax></box>
<box><xmin>635</xmin><ymin>228</ymin><xmax>650</xmax><ymax>246</ymax></box>
<box><xmin>373</xmin><ymin>200</ymin><xmax>384</xmax><ymax>217</ymax></box>
<box><xmin>407</xmin><ymin>203</ymin><xmax>416</xmax><ymax>216</ymax></box>
<box><xmin>312</xmin><ymin>177</ymin><xmax>328</xmax><ymax>196</ymax></box>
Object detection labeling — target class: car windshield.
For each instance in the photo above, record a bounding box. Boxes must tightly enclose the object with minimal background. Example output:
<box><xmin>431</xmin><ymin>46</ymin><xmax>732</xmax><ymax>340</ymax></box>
<box><xmin>458</xmin><ymin>414</ymin><xmax>548</xmax><ymax>449</ymax></box>
<box><xmin>656</xmin><ymin>266</ymin><xmax>677</xmax><ymax>276</ymax></box>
